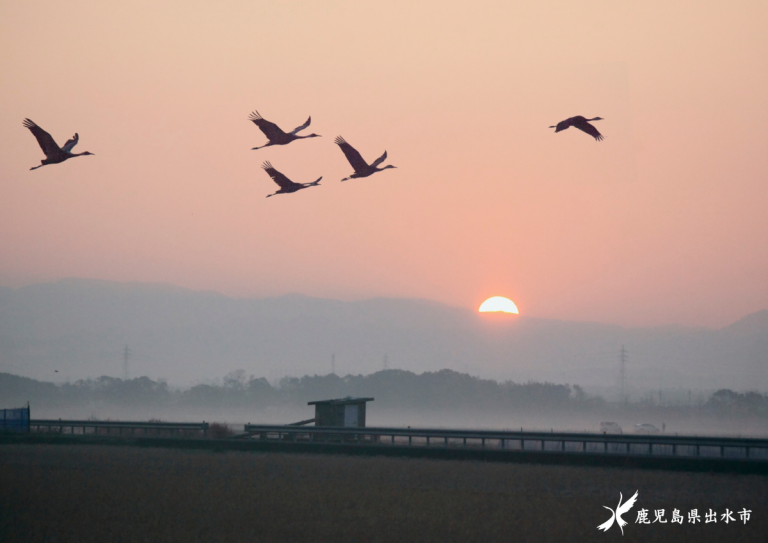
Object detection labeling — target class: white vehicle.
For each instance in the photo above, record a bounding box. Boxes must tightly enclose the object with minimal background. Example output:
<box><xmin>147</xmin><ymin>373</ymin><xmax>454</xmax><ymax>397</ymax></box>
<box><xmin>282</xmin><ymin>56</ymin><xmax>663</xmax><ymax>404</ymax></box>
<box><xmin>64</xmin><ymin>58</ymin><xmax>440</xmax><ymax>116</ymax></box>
<box><xmin>633</xmin><ymin>423</ymin><xmax>660</xmax><ymax>435</ymax></box>
<box><xmin>599</xmin><ymin>422</ymin><xmax>623</xmax><ymax>434</ymax></box>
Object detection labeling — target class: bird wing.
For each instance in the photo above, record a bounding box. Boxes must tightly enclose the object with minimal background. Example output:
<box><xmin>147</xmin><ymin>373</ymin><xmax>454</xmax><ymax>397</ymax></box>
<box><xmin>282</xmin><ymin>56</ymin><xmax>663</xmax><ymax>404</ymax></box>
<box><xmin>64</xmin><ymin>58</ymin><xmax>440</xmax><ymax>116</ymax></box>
<box><xmin>261</xmin><ymin>161</ymin><xmax>301</xmax><ymax>190</ymax></box>
<box><xmin>596</xmin><ymin>508</ymin><xmax>615</xmax><ymax>532</ymax></box>
<box><xmin>249</xmin><ymin>111</ymin><xmax>287</xmax><ymax>140</ymax></box>
<box><xmin>61</xmin><ymin>133</ymin><xmax>79</xmax><ymax>153</ymax></box>
<box><xmin>290</xmin><ymin>116</ymin><xmax>311</xmax><ymax>135</ymax></box>
<box><xmin>334</xmin><ymin>136</ymin><xmax>368</xmax><ymax>173</ymax></box>
<box><xmin>303</xmin><ymin>176</ymin><xmax>322</xmax><ymax>187</ymax></box>
<box><xmin>616</xmin><ymin>491</ymin><xmax>638</xmax><ymax>522</ymax></box>
<box><xmin>574</xmin><ymin>119</ymin><xmax>603</xmax><ymax>141</ymax></box>
<box><xmin>23</xmin><ymin>119</ymin><xmax>61</xmax><ymax>157</ymax></box>
<box><xmin>369</xmin><ymin>150</ymin><xmax>388</xmax><ymax>169</ymax></box>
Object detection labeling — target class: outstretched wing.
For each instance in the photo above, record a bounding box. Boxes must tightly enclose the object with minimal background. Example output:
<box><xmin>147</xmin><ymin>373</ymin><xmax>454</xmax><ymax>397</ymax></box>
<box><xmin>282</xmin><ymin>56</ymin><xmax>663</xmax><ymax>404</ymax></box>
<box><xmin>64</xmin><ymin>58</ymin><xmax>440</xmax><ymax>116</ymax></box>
<box><xmin>596</xmin><ymin>508</ymin><xmax>615</xmax><ymax>532</ymax></box>
<box><xmin>249</xmin><ymin>110</ymin><xmax>287</xmax><ymax>141</ymax></box>
<box><xmin>575</xmin><ymin>120</ymin><xmax>603</xmax><ymax>141</ymax></box>
<box><xmin>261</xmin><ymin>161</ymin><xmax>301</xmax><ymax>190</ymax></box>
<box><xmin>369</xmin><ymin>150</ymin><xmax>388</xmax><ymax>169</ymax></box>
<box><xmin>615</xmin><ymin>491</ymin><xmax>638</xmax><ymax>526</ymax></box>
<box><xmin>23</xmin><ymin>119</ymin><xmax>61</xmax><ymax>157</ymax></box>
<box><xmin>61</xmin><ymin>133</ymin><xmax>79</xmax><ymax>153</ymax></box>
<box><xmin>334</xmin><ymin>136</ymin><xmax>368</xmax><ymax>173</ymax></box>
<box><xmin>290</xmin><ymin>116</ymin><xmax>311</xmax><ymax>135</ymax></box>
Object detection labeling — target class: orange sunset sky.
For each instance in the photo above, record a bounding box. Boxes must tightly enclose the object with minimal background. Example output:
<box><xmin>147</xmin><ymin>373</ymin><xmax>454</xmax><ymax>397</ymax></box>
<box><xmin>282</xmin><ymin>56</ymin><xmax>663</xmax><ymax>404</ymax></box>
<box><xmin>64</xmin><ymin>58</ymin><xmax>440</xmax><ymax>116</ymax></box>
<box><xmin>1</xmin><ymin>1</ymin><xmax>766</xmax><ymax>328</ymax></box>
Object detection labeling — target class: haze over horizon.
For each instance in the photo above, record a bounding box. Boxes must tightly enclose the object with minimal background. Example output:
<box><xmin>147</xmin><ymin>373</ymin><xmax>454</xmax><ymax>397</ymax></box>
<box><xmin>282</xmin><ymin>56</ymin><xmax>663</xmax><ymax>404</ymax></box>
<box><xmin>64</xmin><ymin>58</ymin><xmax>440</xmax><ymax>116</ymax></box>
<box><xmin>5</xmin><ymin>276</ymin><xmax>767</xmax><ymax>329</ymax></box>
<box><xmin>2</xmin><ymin>278</ymin><xmax>767</xmax><ymax>393</ymax></box>
<box><xmin>2</xmin><ymin>1</ymin><xmax>767</xmax><ymax>330</ymax></box>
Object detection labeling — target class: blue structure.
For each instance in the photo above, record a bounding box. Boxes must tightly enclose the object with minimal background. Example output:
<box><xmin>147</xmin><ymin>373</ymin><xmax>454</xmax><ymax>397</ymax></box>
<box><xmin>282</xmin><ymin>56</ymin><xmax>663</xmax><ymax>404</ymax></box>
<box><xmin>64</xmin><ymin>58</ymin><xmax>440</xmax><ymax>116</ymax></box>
<box><xmin>1</xmin><ymin>404</ymin><xmax>30</xmax><ymax>433</ymax></box>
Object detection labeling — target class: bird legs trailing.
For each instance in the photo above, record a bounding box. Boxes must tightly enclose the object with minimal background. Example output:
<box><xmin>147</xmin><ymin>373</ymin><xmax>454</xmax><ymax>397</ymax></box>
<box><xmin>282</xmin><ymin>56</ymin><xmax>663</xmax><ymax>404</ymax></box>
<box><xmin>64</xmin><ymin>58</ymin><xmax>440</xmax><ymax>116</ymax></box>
<box><xmin>23</xmin><ymin>118</ymin><xmax>94</xmax><ymax>170</ymax></box>
<box><xmin>335</xmin><ymin>136</ymin><xmax>397</xmax><ymax>181</ymax></box>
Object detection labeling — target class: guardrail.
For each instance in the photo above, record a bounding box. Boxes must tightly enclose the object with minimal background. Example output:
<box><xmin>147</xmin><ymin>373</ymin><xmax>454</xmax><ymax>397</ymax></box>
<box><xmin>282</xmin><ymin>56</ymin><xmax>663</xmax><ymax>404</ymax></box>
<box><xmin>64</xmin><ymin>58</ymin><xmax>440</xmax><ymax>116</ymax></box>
<box><xmin>241</xmin><ymin>424</ymin><xmax>768</xmax><ymax>461</ymax></box>
<box><xmin>30</xmin><ymin>420</ymin><xmax>209</xmax><ymax>437</ymax></box>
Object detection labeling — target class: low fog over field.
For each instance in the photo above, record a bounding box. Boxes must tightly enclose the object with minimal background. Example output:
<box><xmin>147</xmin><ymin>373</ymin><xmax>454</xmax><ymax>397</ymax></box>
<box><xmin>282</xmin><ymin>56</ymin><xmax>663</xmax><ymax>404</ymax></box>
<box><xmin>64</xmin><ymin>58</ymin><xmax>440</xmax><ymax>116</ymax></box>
<box><xmin>3</xmin><ymin>367</ymin><xmax>767</xmax><ymax>438</ymax></box>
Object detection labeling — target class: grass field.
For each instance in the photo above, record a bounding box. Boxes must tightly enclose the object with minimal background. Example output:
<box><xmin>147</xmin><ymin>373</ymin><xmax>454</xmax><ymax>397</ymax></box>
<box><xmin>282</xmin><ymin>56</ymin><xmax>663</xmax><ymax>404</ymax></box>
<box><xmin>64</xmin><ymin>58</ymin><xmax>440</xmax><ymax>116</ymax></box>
<box><xmin>1</xmin><ymin>443</ymin><xmax>766</xmax><ymax>542</ymax></box>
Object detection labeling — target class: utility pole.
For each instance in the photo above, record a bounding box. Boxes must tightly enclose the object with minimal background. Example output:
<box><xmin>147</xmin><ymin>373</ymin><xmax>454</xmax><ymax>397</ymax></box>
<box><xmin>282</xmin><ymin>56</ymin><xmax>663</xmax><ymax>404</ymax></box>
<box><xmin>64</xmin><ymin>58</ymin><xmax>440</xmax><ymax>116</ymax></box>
<box><xmin>619</xmin><ymin>345</ymin><xmax>628</xmax><ymax>405</ymax></box>
<box><xmin>122</xmin><ymin>345</ymin><xmax>131</xmax><ymax>380</ymax></box>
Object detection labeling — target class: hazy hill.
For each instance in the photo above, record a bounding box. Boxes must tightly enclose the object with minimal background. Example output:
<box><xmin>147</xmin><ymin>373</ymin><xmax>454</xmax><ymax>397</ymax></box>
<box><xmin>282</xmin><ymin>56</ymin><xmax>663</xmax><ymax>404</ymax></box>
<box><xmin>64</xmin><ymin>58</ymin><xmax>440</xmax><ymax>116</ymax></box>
<box><xmin>0</xmin><ymin>278</ymin><xmax>766</xmax><ymax>392</ymax></box>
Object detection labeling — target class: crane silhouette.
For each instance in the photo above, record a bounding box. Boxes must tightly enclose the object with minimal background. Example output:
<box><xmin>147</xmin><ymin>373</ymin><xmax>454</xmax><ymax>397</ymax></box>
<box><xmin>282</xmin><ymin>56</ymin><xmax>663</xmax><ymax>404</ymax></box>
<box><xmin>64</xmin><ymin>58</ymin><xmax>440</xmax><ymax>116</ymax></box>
<box><xmin>549</xmin><ymin>116</ymin><xmax>604</xmax><ymax>141</ymax></box>
<box><xmin>23</xmin><ymin>119</ymin><xmax>94</xmax><ymax>170</ymax></box>
<box><xmin>334</xmin><ymin>136</ymin><xmax>396</xmax><ymax>181</ymax></box>
<box><xmin>249</xmin><ymin>110</ymin><xmax>320</xmax><ymax>150</ymax></box>
<box><xmin>597</xmin><ymin>491</ymin><xmax>638</xmax><ymax>535</ymax></box>
<box><xmin>261</xmin><ymin>161</ymin><xmax>322</xmax><ymax>198</ymax></box>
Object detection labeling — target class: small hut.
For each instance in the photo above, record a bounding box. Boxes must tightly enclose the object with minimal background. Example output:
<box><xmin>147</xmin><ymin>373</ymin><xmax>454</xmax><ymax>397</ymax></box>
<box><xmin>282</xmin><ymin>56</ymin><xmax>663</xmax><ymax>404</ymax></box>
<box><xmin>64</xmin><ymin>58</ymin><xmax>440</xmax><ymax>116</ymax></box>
<box><xmin>308</xmin><ymin>397</ymin><xmax>374</xmax><ymax>428</ymax></box>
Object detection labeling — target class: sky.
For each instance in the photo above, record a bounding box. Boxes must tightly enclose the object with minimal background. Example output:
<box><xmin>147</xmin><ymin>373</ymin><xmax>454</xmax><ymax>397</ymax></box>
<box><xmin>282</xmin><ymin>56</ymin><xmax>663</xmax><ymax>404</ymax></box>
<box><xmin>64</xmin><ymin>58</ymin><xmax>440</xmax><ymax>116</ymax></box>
<box><xmin>1</xmin><ymin>0</ymin><xmax>766</xmax><ymax>328</ymax></box>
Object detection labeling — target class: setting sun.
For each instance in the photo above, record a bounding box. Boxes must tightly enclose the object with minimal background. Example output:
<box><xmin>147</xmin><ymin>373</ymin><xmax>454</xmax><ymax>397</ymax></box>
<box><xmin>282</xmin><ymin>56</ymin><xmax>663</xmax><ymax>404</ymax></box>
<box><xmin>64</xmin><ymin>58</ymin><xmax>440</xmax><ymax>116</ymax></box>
<box><xmin>478</xmin><ymin>296</ymin><xmax>519</xmax><ymax>314</ymax></box>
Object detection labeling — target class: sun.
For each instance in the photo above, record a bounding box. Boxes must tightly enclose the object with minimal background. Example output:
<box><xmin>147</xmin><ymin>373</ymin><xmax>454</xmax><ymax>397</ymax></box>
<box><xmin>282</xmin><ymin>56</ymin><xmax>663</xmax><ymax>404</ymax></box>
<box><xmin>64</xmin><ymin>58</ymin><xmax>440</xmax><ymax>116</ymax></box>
<box><xmin>478</xmin><ymin>296</ymin><xmax>519</xmax><ymax>314</ymax></box>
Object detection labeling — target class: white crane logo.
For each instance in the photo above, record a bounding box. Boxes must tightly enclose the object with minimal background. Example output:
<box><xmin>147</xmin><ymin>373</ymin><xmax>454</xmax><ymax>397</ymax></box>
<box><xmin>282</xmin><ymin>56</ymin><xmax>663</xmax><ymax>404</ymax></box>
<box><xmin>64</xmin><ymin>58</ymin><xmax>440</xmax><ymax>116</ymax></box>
<box><xmin>597</xmin><ymin>491</ymin><xmax>639</xmax><ymax>535</ymax></box>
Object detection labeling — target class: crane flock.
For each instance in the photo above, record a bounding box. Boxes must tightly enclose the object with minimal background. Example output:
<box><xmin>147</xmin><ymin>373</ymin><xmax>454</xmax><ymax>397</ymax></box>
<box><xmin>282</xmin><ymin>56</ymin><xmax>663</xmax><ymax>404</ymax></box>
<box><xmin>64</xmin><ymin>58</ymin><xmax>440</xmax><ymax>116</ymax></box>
<box><xmin>24</xmin><ymin>109</ymin><xmax>605</xmax><ymax>196</ymax></box>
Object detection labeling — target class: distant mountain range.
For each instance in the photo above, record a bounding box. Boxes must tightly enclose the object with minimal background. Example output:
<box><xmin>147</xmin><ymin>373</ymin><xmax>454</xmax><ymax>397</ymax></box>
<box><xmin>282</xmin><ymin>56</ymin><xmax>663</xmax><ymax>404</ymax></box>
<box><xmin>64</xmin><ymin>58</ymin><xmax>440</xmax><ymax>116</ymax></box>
<box><xmin>0</xmin><ymin>278</ymin><xmax>766</xmax><ymax>392</ymax></box>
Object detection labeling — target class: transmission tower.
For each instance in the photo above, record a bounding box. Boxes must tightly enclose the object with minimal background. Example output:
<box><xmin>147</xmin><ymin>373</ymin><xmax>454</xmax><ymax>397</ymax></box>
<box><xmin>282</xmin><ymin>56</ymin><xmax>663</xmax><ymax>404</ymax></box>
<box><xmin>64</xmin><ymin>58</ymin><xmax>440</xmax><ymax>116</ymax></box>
<box><xmin>331</xmin><ymin>353</ymin><xmax>336</xmax><ymax>375</ymax></box>
<box><xmin>383</xmin><ymin>353</ymin><xmax>389</xmax><ymax>370</ymax></box>
<box><xmin>122</xmin><ymin>345</ymin><xmax>131</xmax><ymax>380</ymax></box>
<box><xmin>619</xmin><ymin>345</ymin><xmax>628</xmax><ymax>404</ymax></box>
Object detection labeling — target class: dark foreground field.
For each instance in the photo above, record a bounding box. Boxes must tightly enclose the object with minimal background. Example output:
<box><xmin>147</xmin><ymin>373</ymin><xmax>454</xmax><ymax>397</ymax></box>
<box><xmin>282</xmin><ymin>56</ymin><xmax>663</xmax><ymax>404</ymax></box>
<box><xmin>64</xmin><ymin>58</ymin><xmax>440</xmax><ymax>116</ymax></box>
<box><xmin>1</xmin><ymin>444</ymin><xmax>766</xmax><ymax>543</ymax></box>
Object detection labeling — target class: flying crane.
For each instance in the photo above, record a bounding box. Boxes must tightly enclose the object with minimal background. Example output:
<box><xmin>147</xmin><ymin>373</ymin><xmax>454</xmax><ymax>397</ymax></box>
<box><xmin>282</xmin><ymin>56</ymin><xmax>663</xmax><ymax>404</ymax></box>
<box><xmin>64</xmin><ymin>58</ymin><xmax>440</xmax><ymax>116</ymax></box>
<box><xmin>334</xmin><ymin>136</ymin><xmax>396</xmax><ymax>181</ymax></box>
<box><xmin>249</xmin><ymin>110</ymin><xmax>321</xmax><ymax>150</ymax></box>
<box><xmin>261</xmin><ymin>161</ymin><xmax>322</xmax><ymax>198</ymax></box>
<box><xmin>549</xmin><ymin>116</ymin><xmax>604</xmax><ymax>141</ymax></box>
<box><xmin>23</xmin><ymin>119</ymin><xmax>94</xmax><ymax>170</ymax></box>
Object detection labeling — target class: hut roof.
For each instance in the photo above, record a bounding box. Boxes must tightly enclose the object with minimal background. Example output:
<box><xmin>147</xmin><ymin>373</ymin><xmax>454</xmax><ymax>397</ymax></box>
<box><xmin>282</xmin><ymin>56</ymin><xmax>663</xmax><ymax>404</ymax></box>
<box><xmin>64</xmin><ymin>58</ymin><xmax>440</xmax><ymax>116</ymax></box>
<box><xmin>307</xmin><ymin>396</ymin><xmax>374</xmax><ymax>406</ymax></box>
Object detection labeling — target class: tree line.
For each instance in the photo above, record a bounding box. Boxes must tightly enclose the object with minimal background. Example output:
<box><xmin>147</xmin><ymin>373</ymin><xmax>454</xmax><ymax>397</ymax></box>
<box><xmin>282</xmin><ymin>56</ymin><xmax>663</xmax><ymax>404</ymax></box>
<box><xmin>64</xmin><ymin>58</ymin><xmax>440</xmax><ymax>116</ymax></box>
<box><xmin>1</xmin><ymin>369</ymin><xmax>589</xmax><ymax>412</ymax></box>
<box><xmin>1</xmin><ymin>370</ymin><xmax>766</xmax><ymax>416</ymax></box>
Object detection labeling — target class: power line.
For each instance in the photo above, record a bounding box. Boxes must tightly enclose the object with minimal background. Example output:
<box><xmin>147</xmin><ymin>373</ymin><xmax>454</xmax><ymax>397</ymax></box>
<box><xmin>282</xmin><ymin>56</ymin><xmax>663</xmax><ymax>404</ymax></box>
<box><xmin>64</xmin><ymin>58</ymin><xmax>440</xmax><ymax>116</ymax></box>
<box><xmin>123</xmin><ymin>345</ymin><xmax>131</xmax><ymax>380</ymax></box>
<box><xmin>619</xmin><ymin>345</ymin><xmax>628</xmax><ymax>404</ymax></box>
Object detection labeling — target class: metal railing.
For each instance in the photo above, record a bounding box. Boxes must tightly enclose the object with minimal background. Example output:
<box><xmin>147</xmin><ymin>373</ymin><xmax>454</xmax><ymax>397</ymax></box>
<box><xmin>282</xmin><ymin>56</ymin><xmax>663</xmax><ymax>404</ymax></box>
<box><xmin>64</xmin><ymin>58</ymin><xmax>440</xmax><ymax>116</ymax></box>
<box><xmin>30</xmin><ymin>419</ymin><xmax>209</xmax><ymax>437</ymax></box>
<box><xmin>240</xmin><ymin>424</ymin><xmax>768</xmax><ymax>461</ymax></box>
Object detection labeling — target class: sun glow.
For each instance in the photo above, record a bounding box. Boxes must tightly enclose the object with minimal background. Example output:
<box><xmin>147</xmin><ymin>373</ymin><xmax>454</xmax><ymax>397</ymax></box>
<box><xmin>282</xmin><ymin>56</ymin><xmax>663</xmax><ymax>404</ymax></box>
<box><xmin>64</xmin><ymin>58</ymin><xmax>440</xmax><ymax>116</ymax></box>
<box><xmin>478</xmin><ymin>296</ymin><xmax>519</xmax><ymax>314</ymax></box>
